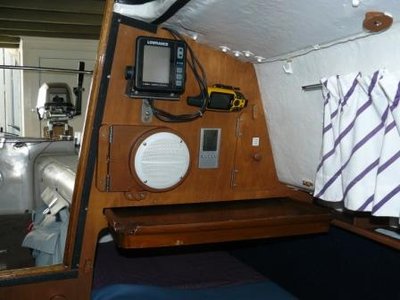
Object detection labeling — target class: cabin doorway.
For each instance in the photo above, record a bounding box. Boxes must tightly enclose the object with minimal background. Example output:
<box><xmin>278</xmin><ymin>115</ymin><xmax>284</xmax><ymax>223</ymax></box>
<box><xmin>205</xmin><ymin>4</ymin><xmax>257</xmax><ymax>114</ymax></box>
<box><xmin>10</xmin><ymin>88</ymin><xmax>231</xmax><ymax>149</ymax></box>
<box><xmin>0</xmin><ymin>39</ymin><xmax>96</xmax><ymax>272</ymax></box>
<box><xmin>0</xmin><ymin>47</ymin><xmax>29</xmax><ymax>270</ymax></box>
<box><xmin>0</xmin><ymin>48</ymin><xmax>22</xmax><ymax>137</ymax></box>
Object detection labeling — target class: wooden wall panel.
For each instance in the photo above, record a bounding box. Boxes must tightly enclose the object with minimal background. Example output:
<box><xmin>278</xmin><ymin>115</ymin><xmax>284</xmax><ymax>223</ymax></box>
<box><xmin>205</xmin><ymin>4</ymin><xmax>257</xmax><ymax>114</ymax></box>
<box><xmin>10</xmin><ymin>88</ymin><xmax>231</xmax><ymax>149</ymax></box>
<box><xmin>72</xmin><ymin>18</ymin><xmax>311</xmax><ymax>298</ymax></box>
<box><xmin>93</xmin><ymin>22</ymin><xmax>296</xmax><ymax>207</ymax></box>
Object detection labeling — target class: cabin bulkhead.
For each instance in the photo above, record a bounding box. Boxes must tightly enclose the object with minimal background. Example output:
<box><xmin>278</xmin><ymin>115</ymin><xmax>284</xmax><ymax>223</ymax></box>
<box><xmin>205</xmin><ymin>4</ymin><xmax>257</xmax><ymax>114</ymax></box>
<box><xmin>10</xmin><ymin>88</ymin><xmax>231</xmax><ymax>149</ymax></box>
<box><xmin>0</xmin><ymin>1</ymin><xmax>399</xmax><ymax>299</ymax></box>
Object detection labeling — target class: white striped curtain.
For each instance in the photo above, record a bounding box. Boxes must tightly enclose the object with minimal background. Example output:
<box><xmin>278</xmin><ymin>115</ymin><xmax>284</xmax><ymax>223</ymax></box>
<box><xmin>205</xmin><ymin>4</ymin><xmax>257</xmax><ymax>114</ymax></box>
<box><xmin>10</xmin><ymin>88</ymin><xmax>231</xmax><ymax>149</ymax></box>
<box><xmin>314</xmin><ymin>69</ymin><xmax>400</xmax><ymax>218</ymax></box>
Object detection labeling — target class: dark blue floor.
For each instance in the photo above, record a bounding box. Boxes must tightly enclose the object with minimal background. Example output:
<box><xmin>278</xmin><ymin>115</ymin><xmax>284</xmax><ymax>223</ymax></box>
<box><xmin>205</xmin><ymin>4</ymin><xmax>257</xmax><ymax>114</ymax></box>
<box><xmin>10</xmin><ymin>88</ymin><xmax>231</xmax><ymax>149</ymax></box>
<box><xmin>230</xmin><ymin>227</ymin><xmax>400</xmax><ymax>300</ymax></box>
<box><xmin>92</xmin><ymin>239</ymin><xmax>296</xmax><ymax>299</ymax></box>
<box><xmin>93</xmin><ymin>227</ymin><xmax>400</xmax><ymax>299</ymax></box>
<box><xmin>92</xmin><ymin>281</ymin><xmax>296</xmax><ymax>300</ymax></box>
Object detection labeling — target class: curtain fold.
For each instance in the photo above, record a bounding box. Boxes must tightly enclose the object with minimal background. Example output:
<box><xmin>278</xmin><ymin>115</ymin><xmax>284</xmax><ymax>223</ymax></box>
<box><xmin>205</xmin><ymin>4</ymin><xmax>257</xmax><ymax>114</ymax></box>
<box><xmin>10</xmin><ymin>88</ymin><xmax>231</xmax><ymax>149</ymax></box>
<box><xmin>314</xmin><ymin>69</ymin><xmax>400</xmax><ymax>218</ymax></box>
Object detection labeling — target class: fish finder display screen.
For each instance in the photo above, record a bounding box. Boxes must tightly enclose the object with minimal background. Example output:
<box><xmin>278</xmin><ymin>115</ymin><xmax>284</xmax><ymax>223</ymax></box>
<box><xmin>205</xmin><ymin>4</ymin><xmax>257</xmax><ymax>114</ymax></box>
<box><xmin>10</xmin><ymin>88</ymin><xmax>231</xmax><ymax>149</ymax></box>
<box><xmin>142</xmin><ymin>45</ymin><xmax>171</xmax><ymax>84</ymax></box>
<box><xmin>134</xmin><ymin>36</ymin><xmax>186</xmax><ymax>95</ymax></box>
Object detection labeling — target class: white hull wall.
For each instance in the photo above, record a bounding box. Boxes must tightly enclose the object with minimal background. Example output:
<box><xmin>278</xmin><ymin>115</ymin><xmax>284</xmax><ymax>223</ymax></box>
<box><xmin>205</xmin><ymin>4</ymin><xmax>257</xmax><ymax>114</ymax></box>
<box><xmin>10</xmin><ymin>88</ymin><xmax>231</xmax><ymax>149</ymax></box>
<box><xmin>255</xmin><ymin>23</ymin><xmax>400</xmax><ymax>190</ymax></box>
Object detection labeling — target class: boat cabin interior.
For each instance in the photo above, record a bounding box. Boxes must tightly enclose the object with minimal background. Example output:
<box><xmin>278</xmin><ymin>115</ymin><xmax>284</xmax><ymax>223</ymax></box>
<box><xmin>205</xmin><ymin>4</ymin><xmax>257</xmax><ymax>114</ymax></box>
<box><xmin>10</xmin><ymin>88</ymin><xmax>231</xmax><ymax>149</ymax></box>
<box><xmin>0</xmin><ymin>0</ymin><xmax>399</xmax><ymax>299</ymax></box>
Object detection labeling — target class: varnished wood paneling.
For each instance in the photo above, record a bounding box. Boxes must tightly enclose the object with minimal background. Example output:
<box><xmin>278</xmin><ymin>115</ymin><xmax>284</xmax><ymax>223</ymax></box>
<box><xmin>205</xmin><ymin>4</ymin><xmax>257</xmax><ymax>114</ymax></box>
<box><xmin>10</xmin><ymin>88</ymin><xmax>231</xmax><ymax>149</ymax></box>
<box><xmin>75</xmin><ymin>8</ymin><xmax>312</xmax><ymax>297</ymax></box>
<box><xmin>70</xmin><ymin>12</ymin><xmax>312</xmax><ymax>298</ymax></box>
<box><xmin>93</xmin><ymin>22</ymin><xmax>297</xmax><ymax>207</ymax></box>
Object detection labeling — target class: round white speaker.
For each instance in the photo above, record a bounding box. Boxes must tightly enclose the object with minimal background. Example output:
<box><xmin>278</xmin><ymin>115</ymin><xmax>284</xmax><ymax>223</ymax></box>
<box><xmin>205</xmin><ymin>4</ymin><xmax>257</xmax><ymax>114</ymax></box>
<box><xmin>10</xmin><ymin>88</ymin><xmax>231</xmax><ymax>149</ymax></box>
<box><xmin>132</xmin><ymin>131</ymin><xmax>190</xmax><ymax>191</ymax></box>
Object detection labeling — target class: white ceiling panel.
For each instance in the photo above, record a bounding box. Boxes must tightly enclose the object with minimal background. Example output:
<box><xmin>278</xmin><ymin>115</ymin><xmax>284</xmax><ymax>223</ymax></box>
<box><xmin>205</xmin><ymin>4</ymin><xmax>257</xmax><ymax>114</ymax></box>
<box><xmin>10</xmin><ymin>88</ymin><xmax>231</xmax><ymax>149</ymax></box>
<box><xmin>162</xmin><ymin>0</ymin><xmax>400</xmax><ymax>60</ymax></box>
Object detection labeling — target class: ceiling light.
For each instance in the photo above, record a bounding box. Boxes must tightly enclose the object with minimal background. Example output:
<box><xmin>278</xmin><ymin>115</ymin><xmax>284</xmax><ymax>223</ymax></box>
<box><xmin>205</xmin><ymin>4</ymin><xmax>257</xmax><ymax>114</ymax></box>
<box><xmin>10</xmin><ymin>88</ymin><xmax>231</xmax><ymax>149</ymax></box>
<box><xmin>255</xmin><ymin>56</ymin><xmax>265</xmax><ymax>63</ymax></box>
<box><xmin>233</xmin><ymin>50</ymin><xmax>241</xmax><ymax>57</ymax></box>
<box><xmin>243</xmin><ymin>51</ymin><xmax>253</xmax><ymax>57</ymax></box>
<box><xmin>191</xmin><ymin>33</ymin><xmax>198</xmax><ymax>41</ymax></box>
<box><xmin>219</xmin><ymin>46</ymin><xmax>230</xmax><ymax>53</ymax></box>
<box><xmin>352</xmin><ymin>0</ymin><xmax>360</xmax><ymax>7</ymax></box>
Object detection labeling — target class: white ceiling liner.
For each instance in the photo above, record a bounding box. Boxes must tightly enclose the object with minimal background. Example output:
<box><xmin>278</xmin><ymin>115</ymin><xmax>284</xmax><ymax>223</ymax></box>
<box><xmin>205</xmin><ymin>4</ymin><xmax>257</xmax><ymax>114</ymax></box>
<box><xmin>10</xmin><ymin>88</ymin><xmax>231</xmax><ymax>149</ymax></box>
<box><xmin>161</xmin><ymin>0</ymin><xmax>400</xmax><ymax>60</ymax></box>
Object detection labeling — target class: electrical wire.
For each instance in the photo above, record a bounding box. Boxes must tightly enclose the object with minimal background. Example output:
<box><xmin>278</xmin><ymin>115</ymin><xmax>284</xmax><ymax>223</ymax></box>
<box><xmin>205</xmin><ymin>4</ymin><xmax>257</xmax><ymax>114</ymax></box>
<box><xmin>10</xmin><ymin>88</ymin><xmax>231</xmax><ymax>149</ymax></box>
<box><xmin>148</xmin><ymin>27</ymin><xmax>209</xmax><ymax>122</ymax></box>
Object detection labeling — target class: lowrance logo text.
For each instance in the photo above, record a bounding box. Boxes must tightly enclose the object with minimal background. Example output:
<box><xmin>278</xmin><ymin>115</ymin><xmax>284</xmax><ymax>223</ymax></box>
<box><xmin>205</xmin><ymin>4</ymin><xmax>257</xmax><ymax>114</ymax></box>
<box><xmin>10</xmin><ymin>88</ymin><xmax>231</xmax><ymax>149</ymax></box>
<box><xmin>147</xmin><ymin>40</ymin><xmax>169</xmax><ymax>46</ymax></box>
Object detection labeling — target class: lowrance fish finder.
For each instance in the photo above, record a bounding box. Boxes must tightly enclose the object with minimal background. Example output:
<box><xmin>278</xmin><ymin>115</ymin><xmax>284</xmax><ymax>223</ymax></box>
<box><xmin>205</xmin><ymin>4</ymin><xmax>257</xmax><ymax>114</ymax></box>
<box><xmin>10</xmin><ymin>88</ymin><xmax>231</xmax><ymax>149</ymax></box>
<box><xmin>126</xmin><ymin>36</ymin><xmax>186</xmax><ymax>100</ymax></box>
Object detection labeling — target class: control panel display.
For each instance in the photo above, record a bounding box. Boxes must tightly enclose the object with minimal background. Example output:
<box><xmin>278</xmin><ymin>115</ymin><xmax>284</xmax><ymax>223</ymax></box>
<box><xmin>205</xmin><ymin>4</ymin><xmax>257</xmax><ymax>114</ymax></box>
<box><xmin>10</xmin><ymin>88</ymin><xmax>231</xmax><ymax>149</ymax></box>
<box><xmin>198</xmin><ymin>128</ymin><xmax>221</xmax><ymax>169</ymax></box>
<box><xmin>134</xmin><ymin>36</ymin><xmax>186</xmax><ymax>95</ymax></box>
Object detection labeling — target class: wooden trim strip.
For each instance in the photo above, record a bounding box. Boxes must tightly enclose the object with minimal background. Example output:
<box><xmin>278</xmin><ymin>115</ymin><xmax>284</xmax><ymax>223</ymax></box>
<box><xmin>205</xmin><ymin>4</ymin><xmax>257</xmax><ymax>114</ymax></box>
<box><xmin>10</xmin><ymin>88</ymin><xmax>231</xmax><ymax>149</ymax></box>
<box><xmin>0</xmin><ymin>265</ymin><xmax>77</xmax><ymax>287</ymax></box>
<box><xmin>332</xmin><ymin>219</ymin><xmax>400</xmax><ymax>250</ymax></box>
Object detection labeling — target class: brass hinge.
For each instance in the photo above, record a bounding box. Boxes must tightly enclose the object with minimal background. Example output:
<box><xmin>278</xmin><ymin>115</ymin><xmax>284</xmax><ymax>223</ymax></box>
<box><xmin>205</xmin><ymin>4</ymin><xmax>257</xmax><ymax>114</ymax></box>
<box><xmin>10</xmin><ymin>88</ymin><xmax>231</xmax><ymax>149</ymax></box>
<box><xmin>105</xmin><ymin>174</ymin><xmax>111</xmax><ymax>192</ymax></box>
<box><xmin>105</xmin><ymin>125</ymin><xmax>113</xmax><ymax>192</ymax></box>
<box><xmin>108</xmin><ymin>126</ymin><xmax>114</xmax><ymax>144</ymax></box>
<box><xmin>230</xmin><ymin>169</ymin><xmax>238</xmax><ymax>188</ymax></box>
<box><xmin>235</xmin><ymin>116</ymin><xmax>242</xmax><ymax>137</ymax></box>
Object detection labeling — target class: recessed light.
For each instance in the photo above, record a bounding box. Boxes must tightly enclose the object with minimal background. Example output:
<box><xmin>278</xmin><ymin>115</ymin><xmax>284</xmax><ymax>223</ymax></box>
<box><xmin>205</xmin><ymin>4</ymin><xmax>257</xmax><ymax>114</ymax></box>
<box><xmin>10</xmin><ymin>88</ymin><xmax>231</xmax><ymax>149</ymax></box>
<box><xmin>233</xmin><ymin>50</ymin><xmax>241</xmax><ymax>57</ymax></box>
<box><xmin>219</xmin><ymin>46</ymin><xmax>230</xmax><ymax>53</ymax></box>
<box><xmin>255</xmin><ymin>56</ymin><xmax>265</xmax><ymax>63</ymax></box>
<box><xmin>243</xmin><ymin>51</ymin><xmax>253</xmax><ymax>57</ymax></box>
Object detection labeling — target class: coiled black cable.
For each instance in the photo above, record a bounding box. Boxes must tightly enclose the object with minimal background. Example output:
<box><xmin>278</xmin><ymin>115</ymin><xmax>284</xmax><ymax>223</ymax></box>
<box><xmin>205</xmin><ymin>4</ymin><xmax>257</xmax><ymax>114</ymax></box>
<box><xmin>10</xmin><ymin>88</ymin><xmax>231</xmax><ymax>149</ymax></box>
<box><xmin>148</xmin><ymin>27</ymin><xmax>209</xmax><ymax>122</ymax></box>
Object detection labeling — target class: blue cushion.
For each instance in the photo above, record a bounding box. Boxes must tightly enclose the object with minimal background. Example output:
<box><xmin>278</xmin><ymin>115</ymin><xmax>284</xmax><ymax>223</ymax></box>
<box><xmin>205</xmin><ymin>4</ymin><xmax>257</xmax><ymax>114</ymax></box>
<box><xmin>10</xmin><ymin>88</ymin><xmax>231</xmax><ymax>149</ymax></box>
<box><xmin>92</xmin><ymin>281</ymin><xmax>296</xmax><ymax>300</ymax></box>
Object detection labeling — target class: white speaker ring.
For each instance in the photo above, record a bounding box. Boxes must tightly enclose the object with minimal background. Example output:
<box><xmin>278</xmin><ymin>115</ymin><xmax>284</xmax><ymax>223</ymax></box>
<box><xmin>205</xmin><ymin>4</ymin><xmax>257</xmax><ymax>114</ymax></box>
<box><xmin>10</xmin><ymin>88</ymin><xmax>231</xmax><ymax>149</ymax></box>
<box><xmin>132</xmin><ymin>131</ymin><xmax>190</xmax><ymax>191</ymax></box>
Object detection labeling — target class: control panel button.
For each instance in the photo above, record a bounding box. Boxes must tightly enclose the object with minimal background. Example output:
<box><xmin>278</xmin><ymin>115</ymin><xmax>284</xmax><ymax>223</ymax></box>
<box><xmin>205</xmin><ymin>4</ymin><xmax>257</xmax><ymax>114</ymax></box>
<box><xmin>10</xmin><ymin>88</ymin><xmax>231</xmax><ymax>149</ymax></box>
<box><xmin>177</xmin><ymin>47</ymin><xmax>184</xmax><ymax>59</ymax></box>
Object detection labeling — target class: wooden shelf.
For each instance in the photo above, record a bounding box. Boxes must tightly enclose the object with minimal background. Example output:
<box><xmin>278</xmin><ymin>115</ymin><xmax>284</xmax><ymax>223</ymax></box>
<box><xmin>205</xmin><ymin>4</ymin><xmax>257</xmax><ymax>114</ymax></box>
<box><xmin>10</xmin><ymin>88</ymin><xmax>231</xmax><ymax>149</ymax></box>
<box><xmin>104</xmin><ymin>198</ymin><xmax>331</xmax><ymax>249</ymax></box>
<box><xmin>331</xmin><ymin>212</ymin><xmax>400</xmax><ymax>250</ymax></box>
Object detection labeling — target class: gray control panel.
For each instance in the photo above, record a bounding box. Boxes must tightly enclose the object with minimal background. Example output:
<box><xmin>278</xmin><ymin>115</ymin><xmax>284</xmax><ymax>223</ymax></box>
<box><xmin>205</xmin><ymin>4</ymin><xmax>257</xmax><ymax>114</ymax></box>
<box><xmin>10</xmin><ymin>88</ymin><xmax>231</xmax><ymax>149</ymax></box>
<box><xmin>175</xmin><ymin>46</ymin><xmax>185</xmax><ymax>87</ymax></box>
<box><xmin>198</xmin><ymin>128</ymin><xmax>221</xmax><ymax>169</ymax></box>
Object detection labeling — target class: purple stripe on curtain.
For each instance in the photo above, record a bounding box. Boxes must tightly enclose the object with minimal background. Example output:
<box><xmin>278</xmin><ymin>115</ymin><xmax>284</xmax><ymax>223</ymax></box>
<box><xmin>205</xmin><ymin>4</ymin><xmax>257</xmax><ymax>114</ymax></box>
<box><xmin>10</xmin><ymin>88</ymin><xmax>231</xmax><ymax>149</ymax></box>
<box><xmin>351</xmin><ymin>123</ymin><xmax>384</xmax><ymax>154</ymax></box>
<box><xmin>323</xmin><ymin>123</ymin><xmax>332</xmax><ymax>134</ymax></box>
<box><xmin>368</xmin><ymin>71</ymin><xmax>380</xmax><ymax>94</ymax></box>
<box><xmin>385</xmin><ymin>121</ymin><xmax>396</xmax><ymax>134</ymax></box>
<box><xmin>355</xmin><ymin>150</ymin><xmax>400</xmax><ymax>211</ymax></box>
<box><xmin>314</xmin><ymin>169</ymin><xmax>342</xmax><ymax>198</ymax></box>
<box><xmin>341</xmin><ymin>73</ymin><xmax>361</xmax><ymax>107</ymax></box>
<box><xmin>322</xmin><ymin>93</ymin><xmax>332</xmax><ymax>133</ymax></box>
<box><xmin>358</xmin><ymin>194</ymin><xmax>374</xmax><ymax>211</ymax></box>
<box><xmin>316</xmin><ymin>149</ymin><xmax>334</xmax><ymax>173</ymax></box>
<box><xmin>315</xmin><ymin>118</ymin><xmax>385</xmax><ymax>198</ymax></box>
<box><xmin>377</xmin><ymin>150</ymin><xmax>400</xmax><ymax>174</ymax></box>
<box><xmin>372</xmin><ymin>184</ymin><xmax>400</xmax><ymax>213</ymax></box>
<box><xmin>342</xmin><ymin>158</ymin><xmax>380</xmax><ymax>200</ymax></box>
<box><xmin>330</xmin><ymin>75</ymin><xmax>359</xmax><ymax>119</ymax></box>
<box><xmin>316</xmin><ymin>99</ymin><xmax>372</xmax><ymax>172</ymax></box>
<box><xmin>323</xmin><ymin>89</ymin><xmax>330</xmax><ymax>107</ymax></box>
<box><xmin>380</xmin><ymin>106</ymin><xmax>390</xmax><ymax>124</ymax></box>
<box><xmin>331</xmin><ymin>107</ymin><xmax>340</xmax><ymax>120</ymax></box>
<box><xmin>392</xmin><ymin>81</ymin><xmax>400</xmax><ymax>108</ymax></box>
<box><xmin>331</xmin><ymin>108</ymin><xmax>339</xmax><ymax>119</ymax></box>
<box><xmin>330</xmin><ymin>76</ymin><xmax>343</xmax><ymax>119</ymax></box>
<box><xmin>316</xmin><ymin>73</ymin><xmax>380</xmax><ymax>173</ymax></box>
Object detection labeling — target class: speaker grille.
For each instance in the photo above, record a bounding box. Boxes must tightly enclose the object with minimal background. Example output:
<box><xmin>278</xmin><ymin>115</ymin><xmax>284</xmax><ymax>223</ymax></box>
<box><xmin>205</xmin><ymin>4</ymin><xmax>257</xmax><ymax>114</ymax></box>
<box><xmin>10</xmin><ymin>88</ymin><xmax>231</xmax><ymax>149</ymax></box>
<box><xmin>133</xmin><ymin>131</ymin><xmax>190</xmax><ymax>190</ymax></box>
